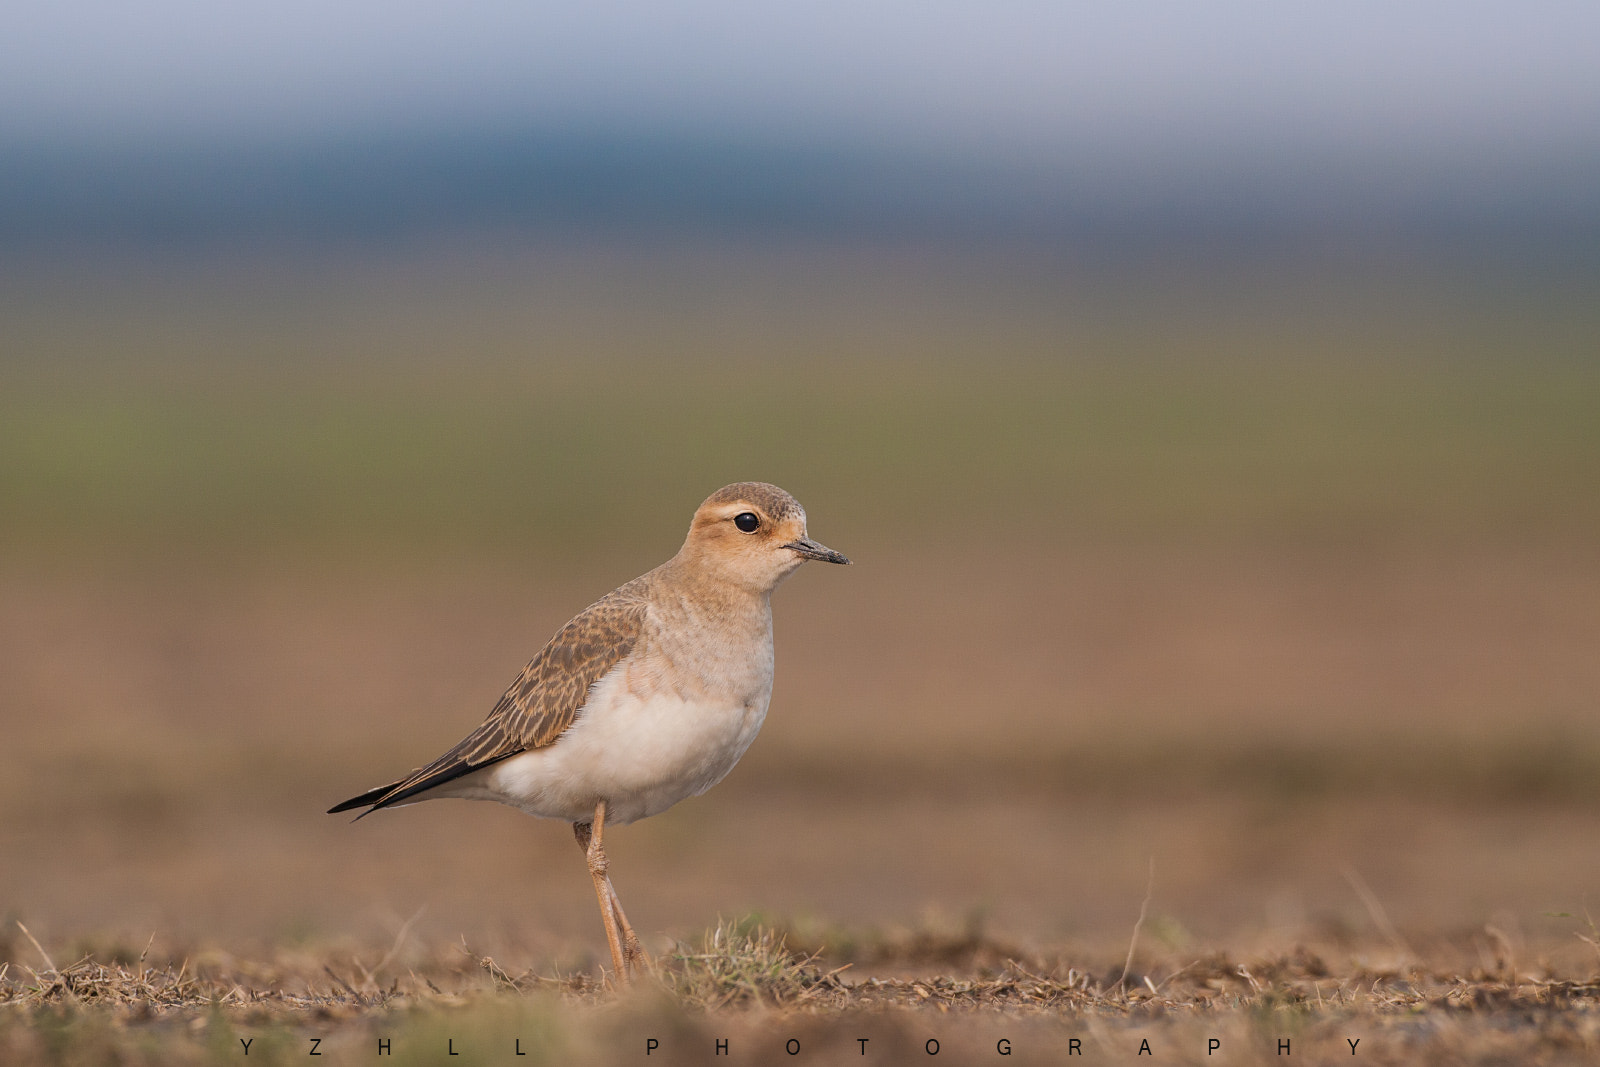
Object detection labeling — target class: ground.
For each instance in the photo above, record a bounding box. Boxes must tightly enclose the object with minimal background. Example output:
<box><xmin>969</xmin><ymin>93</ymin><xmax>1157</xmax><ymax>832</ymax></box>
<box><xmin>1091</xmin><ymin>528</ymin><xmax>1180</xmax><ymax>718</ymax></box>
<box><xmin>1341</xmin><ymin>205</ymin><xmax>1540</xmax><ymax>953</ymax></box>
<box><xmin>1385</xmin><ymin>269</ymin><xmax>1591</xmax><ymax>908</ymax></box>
<box><xmin>8</xmin><ymin>919</ymin><xmax>1600</xmax><ymax>1065</ymax></box>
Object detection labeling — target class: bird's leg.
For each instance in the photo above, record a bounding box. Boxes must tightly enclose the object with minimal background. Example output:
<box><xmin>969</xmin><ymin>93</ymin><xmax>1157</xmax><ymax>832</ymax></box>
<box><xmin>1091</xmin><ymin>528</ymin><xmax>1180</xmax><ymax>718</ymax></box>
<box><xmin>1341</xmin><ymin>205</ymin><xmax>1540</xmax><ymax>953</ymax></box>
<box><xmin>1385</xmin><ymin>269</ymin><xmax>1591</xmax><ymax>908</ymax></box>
<box><xmin>576</xmin><ymin>803</ymin><xmax>628</xmax><ymax>983</ymax></box>
<box><xmin>607</xmin><ymin>879</ymin><xmax>645</xmax><ymax>973</ymax></box>
<box><xmin>575</xmin><ymin>814</ymin><xmax>646</xmax><ymax>976</ymax></box>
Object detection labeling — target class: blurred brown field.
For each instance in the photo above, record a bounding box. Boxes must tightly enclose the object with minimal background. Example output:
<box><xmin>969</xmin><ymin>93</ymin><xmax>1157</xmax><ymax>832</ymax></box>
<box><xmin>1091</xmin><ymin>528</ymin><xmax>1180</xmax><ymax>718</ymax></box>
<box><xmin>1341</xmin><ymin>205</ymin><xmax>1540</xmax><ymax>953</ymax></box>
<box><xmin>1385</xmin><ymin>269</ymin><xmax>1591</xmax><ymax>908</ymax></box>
<box><xmin>2</xmin><ymin>241</ymin><xmax>1599</xmax><ymax>980</ymax></box>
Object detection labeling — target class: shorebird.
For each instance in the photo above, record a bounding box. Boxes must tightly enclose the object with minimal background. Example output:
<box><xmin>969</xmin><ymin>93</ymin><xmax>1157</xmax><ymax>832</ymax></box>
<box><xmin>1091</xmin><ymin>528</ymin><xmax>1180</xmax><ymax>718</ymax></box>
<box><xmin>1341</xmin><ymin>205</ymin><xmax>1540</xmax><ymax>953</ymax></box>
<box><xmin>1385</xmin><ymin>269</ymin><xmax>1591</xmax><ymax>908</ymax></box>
<box><xmin>328</xmin><ymin>482</ymin><xmax>849</xmax><ymax>982</ymax></box>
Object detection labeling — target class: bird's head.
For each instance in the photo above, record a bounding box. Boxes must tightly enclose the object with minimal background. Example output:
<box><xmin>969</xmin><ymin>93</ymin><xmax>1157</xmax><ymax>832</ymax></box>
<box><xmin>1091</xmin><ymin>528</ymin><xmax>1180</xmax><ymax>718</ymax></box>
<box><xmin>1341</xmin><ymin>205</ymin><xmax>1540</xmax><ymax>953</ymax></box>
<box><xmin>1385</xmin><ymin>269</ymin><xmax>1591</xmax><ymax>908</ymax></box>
<box><xmin>678</xmin><ymin>482</ymin><xmax>850</xmax><ymax>593</ymax></box>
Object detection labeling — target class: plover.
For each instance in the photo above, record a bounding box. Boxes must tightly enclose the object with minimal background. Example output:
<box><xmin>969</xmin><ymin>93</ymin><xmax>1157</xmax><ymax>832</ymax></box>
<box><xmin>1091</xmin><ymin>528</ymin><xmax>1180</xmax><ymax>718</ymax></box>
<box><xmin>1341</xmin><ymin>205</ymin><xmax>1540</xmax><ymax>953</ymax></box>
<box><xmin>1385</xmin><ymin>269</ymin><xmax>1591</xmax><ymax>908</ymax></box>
<box><xmin>329</xmin><ymin>482</ymin><xmax>849</xmax><ymax>982</ymax></box>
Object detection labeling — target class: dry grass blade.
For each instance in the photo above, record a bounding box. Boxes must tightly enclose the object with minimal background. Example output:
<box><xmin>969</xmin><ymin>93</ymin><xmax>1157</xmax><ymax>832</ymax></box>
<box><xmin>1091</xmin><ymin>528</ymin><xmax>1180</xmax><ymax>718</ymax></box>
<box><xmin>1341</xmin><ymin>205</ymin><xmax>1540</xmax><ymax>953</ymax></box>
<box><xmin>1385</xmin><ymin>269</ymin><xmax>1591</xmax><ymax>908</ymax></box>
<box><xmin>1343</xmin><ymin>866</ymin><xmax>1415</xmax><ymax>961</ymax></box>
<box><xmin>1118</xmin><ymin>857</ymin><xmax>1155</xmax><ymax>992</ymax></box>
<box><xmin>323</xmin><ymin>965</ymin><xmax>361</xmax><ymax>1002</ymax></box>
<box><xmin>15</xmin><ymin>921</ymin><xmax>55</xmax><ymax>973</ymax></box>
<box><xmin>459</xmin><ymin>937</ymin><xmax>525</xmax><ymax>991</ymax></box>
<box><xmin>370</xmin><ymin>904</ymin><xmax>427</xmax><ymax>978</ymax></box>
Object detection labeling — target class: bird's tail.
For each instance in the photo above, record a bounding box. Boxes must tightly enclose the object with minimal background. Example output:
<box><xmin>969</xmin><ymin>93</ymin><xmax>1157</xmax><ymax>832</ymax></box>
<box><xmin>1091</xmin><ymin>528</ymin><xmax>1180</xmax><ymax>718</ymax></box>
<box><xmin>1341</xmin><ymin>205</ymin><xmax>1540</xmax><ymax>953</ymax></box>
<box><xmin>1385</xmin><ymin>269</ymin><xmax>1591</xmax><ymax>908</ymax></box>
<box><xmin>326</xmin><ymin>781</ymin><xmax>401</xmax><ymax>816</ymax></box>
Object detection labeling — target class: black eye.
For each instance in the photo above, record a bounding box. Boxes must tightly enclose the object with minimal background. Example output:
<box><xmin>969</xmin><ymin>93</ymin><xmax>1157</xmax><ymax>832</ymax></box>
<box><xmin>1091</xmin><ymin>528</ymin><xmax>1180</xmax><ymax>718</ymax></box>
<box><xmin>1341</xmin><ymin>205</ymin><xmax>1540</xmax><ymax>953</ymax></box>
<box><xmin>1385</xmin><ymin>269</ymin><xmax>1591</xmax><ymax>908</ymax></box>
<box><xmin>733</xmin><ymin>512</ymin><xmax>760</xmax><ymax>533</ymax></box>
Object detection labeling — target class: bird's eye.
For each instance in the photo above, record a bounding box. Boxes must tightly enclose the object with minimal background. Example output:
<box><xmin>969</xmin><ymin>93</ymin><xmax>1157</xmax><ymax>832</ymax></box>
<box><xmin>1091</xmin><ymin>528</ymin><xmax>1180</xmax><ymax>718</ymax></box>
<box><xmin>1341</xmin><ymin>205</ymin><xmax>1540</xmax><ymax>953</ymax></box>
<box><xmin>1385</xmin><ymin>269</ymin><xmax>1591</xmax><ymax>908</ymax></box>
<box><xmin>733</xmin><ymin>512</ymin><xmax>760</xmax><ymax>533</ymax></box>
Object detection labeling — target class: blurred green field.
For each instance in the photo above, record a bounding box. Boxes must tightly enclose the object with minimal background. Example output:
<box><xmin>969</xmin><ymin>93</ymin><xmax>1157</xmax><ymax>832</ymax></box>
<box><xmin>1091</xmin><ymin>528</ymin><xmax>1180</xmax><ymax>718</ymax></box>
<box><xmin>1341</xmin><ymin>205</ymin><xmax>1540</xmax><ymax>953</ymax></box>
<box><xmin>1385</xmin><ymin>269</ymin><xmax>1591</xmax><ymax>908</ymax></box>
<box><xmin>3</xmin><ymin>244</ymin><xmax>1598</xmax><ymax>561</ymax></box>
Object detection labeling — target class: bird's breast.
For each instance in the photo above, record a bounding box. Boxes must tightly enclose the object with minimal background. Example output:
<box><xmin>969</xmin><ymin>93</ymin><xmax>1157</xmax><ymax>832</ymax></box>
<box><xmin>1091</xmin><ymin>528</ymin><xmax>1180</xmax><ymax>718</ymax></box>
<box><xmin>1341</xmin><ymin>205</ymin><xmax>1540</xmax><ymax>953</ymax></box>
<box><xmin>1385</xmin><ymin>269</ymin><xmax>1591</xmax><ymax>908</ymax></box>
<box><xmin>634</xmin><ymin>598</ymin><xmax>775</xmax><ymax>704</ymax></box>
<box><xmin>485</xmin><ymin>659</ymin><xmax>772</xmax><ymax>825</ymax></box>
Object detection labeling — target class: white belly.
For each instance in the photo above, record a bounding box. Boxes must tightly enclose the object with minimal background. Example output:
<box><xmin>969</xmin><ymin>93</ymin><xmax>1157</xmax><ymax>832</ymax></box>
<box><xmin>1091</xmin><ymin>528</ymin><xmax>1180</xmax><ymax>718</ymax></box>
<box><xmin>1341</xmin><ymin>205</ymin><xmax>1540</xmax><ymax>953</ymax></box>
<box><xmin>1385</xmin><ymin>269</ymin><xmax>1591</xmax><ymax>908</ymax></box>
<box><xmin>456</xmin><ymin>667</ymin><xmax>770</xmax><ymax>825</ymax></box>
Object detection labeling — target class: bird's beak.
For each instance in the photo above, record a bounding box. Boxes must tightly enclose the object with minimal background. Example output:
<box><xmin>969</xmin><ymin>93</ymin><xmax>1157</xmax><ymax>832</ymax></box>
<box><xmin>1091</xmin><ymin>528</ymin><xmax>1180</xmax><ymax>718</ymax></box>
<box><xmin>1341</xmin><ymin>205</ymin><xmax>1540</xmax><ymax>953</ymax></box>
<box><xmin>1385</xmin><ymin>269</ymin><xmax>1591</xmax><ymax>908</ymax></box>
<box><xmin>783</xmin><ymin>537</ymin><xmax>851</xmax><ymax>565</ymax></box>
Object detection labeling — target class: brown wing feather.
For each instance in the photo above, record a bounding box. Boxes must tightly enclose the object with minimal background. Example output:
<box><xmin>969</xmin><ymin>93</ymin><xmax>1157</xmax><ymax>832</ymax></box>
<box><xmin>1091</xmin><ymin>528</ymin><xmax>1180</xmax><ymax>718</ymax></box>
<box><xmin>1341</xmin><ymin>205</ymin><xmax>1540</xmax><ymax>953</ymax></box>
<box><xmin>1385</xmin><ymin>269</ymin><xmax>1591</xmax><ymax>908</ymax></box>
<box><xmin>330</xmin><ymin>583</ymin><xmax>649</xmax><ymax>816</ymax></box>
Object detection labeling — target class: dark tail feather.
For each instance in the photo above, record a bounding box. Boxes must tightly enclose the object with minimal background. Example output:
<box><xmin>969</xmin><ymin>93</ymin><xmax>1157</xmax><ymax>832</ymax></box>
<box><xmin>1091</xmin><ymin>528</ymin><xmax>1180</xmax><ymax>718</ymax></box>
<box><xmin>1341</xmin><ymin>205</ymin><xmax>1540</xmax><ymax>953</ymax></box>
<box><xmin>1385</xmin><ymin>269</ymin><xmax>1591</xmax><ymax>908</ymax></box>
<box><xmin>327</xmin><ymin>781</ymin><xmax>401</xmax><ymax>816</ymax></box>
<box><xmin>328</xmin><ymin>748</ymin><xmax>515</xmax><ymax>818</ymax></box>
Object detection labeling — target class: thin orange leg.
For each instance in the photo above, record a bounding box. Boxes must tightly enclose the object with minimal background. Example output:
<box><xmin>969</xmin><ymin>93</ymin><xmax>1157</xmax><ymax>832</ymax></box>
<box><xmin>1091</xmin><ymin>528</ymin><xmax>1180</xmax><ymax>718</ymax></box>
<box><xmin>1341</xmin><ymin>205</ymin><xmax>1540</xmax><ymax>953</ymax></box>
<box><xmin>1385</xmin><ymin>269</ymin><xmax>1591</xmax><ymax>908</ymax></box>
<box><xmin>608</xmin><ymin>879</ymin><xmax>645</xmax><ymax>973</ymax></box>
<box><xmin>575</xmin><ymin>802</ymin><xmax>628</xmax><ymax>983</ymax></box>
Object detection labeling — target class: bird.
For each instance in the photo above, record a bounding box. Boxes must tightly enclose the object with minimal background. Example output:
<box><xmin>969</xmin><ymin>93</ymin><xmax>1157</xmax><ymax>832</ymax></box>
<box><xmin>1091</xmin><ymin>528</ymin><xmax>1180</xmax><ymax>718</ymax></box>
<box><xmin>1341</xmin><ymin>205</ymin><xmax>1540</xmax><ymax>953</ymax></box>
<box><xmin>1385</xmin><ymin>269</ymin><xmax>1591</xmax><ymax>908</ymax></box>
<box><xmin>328</xmin><ymin>482</ymin><xmax>849</xmax><ymax>982</ymax></box>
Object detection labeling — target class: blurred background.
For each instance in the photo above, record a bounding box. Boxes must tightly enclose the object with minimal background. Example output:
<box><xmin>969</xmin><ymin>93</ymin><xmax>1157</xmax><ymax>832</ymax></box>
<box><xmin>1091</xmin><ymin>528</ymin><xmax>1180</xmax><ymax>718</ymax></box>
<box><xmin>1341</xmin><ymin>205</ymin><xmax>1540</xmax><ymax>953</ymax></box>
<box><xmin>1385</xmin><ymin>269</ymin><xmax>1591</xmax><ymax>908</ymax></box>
<box><xmin>2</xmin><ymin>1</ymin><xmax>1599</xmax><ymax>974</ymax></box>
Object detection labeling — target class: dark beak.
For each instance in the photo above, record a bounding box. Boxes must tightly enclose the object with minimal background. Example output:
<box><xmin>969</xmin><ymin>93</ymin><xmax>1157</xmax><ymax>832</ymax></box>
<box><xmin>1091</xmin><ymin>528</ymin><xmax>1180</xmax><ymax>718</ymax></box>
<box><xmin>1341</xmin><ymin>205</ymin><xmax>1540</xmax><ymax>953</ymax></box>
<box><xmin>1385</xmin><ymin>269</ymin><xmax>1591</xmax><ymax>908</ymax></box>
<box><xmin>783</xmin><ymin>537</ymin><xmax>851</xmax><ymax>565</ymax></box>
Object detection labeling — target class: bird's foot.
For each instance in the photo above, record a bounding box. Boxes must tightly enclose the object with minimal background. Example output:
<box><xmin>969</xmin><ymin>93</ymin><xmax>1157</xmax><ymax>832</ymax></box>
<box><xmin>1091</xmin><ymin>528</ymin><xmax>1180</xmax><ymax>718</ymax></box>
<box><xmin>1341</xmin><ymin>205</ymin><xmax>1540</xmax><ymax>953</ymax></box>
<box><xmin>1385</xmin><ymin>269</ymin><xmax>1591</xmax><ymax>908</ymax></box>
<box><xmin>622</xmin><ymin>937</ymin><xmax>648</xmax><ymax>975</ymax></box>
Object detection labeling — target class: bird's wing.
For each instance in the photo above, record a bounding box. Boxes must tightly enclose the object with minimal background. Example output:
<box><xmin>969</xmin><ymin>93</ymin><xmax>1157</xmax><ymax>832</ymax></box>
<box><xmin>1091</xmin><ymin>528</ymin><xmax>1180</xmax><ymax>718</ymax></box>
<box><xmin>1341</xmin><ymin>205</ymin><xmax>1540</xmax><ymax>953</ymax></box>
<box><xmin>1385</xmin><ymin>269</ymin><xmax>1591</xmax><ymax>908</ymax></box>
<box><xmin>329</xmin><ymin>584</ymin><xmax>650</xmax><ymax>815</ymax></box>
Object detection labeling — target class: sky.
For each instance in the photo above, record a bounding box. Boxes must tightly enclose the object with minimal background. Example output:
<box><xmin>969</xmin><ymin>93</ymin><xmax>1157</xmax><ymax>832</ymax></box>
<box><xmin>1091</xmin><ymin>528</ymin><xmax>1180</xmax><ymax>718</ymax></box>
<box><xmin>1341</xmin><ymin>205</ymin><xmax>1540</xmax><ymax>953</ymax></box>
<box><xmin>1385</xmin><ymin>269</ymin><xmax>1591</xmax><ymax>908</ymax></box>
<box><xmin>2</xmin><ymin>2</ymin><xmax>1598</xmax><ymax>239</ymax></box>
<box><xmin>4</xmin><ymin>2</ymin><xmax>1597</xmax><ymax>151</ymax></box>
